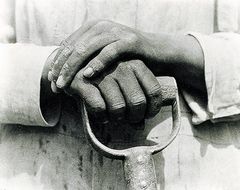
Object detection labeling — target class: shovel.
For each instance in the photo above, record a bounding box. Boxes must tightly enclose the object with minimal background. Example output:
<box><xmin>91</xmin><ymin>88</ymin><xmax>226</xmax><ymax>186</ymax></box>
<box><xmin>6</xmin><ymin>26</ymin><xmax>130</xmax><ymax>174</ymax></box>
<box><xmin>81</xmin><ymin>76</ymin><xmax>181</xmax><ymax>190</ymax></box>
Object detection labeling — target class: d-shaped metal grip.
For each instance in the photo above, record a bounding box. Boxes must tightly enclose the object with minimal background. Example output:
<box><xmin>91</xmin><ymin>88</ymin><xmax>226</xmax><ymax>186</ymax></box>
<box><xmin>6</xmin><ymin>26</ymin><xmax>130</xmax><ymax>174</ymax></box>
<box><xmin>81</xmin><ymin>76</ymin><xmax>181</xmax><ymax>190</ymax></box>
<box><xmin>124</xmin><ymin>147</ymin><xmax>158</xmax><ymax>189</ymax></box>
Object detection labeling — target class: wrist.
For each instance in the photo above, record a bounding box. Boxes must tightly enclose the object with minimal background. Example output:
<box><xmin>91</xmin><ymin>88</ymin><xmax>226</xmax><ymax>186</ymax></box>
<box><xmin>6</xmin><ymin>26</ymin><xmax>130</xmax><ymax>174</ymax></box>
<box><xmin>145</xmin><ymin>33</ymin><xmax>204</xmax><ymax>78</ymax></box>
<box><xmin>170</xmin><ymin>34</ymin><xmax>205</xmax><ymax>79</ymax></box>
<box><xmin>143</xmin><ymin>33</ymin><xmax>181</xmax><ymax>76</ymax></box>
<box><xmin>157</xmin><ymin>33</ymin><xmax>206</xmax><ymax>92</ymax></box>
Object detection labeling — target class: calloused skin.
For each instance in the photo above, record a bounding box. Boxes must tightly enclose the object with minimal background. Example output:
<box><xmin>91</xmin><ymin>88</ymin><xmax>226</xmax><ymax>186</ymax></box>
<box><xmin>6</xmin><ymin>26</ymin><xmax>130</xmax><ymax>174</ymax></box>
<box><xmin>43</xmin><ymin>20</ymin><xmax>207</xmax><ymax>123</ymax></box>
<box><xmin>68</xmin><ymin>60</ymin><xmax>162</xmax><ymax>123</ymax></box>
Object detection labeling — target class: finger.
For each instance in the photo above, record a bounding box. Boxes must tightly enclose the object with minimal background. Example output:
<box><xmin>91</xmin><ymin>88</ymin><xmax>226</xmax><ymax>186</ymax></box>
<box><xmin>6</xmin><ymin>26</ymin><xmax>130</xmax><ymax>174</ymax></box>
<box><xmin>48</xmin><ymin>20</ymin><xmax>100</xmax><ymax>82</ymax></box>
<box><xmin>83</xmin><ymin>40</ymin><xmax>130</xmax><ymax>78</ymax></box>
<box><xmin>98</xmin><ymin>76</ymin><xmax>126</xmax><ymax>120</ymax></box>
<box><xmin>130</xmin><ymin>60</ymin><xmax>162</xmax><ymax>117</ymax></box>
<box><xmin>56</xmin><ymin>34</ymin><xmax>119</xmax><ymax>89</ymax></box>
<box><xmin>48</xmin><ymin>40</ymin><xmax>80</xmax><ymax>82</ymax></box>
<box><xmin>70</xmin><ymin>72</ymin><xmax>107</xmax><ymax>122</ymax></box>
<box><xmin>48</xmin><ymin>45</ymin><xmax>74</xmax><ymax>82</ymax></box>
<box><xmin>48</xmin><ymin>46</ymin><xmax>65</xmax><ymax>81</ymax></box>
<box><xmin>49</xmin><ymin>20</ymin><xmax>99</xmax><ymax>68</ymax></box>
<box><xmin>51</xmin><ymin>81</ymin><xmax>61</xmax><ymax>93</ymax></box>
<box><xmin>115</xmin><ymin>67</ymin><xmax>146</xmax><ymax>123</ymax></box>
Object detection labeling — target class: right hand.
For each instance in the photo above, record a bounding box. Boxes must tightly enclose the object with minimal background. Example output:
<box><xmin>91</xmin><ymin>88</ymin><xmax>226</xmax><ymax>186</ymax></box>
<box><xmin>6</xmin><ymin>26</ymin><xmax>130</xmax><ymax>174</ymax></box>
<box><xmin>68</xmin><ymin>60</ymin><xmax>162</xmax><ymax>123</ymax></box>
<box><xmin>47</xmin><ymin>20</ymin><xmax>175</xmax><ymax>92</ymax></box>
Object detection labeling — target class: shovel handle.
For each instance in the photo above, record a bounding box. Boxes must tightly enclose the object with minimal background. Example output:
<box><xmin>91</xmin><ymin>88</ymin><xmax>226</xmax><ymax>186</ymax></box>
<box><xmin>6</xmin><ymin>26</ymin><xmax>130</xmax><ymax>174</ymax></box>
<box><xmin>81</xmin><ymin>76</ymin><xmax>181</xmax><ymax>190</ymax></box>
<box><xmin>124</xmin><ymin>148</ymin><xmax>157</xmax><ymax>190</ymax></box>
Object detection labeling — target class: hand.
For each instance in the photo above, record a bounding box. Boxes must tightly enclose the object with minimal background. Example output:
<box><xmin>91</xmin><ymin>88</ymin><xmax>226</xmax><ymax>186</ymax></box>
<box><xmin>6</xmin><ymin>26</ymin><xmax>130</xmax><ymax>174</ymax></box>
<box><xmin>47</xmin><ymin>20</ymin><xmax>174</xmax><ymax>91</ymax></box>
<box><xmin>68</xmin><ymin>60</ymin><xmax>162</xmax><ymax>123</ymax></box>
<box><xmin>47</xmin><ymin>19</ymin><xmax>206</xmax><ymax>100</ymax></box>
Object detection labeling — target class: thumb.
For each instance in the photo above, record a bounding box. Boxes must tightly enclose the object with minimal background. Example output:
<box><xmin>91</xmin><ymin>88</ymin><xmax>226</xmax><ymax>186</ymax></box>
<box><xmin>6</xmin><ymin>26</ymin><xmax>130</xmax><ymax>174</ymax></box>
<box><xmin>83</xmin><ymin>41</ymin><xmax>126</xmax><ymax>78</ymax></box>
<box><xmin>82</xmin><ymin>55</ymin><xmax>111</xmax><ymax>78</ymax></box>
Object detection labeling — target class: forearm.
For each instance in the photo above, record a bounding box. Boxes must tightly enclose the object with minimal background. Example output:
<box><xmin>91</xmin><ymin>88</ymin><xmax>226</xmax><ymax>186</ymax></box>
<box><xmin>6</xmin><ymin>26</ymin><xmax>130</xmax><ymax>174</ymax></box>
<box><xmin>144</xmin><ymin>33</ymin><xmax>206</xmax><ymax>95</ymax></box>
<box><xmin>0</xmin><ymin>43</ymin><xmax>60</xmax><ymax>126</ymax></box>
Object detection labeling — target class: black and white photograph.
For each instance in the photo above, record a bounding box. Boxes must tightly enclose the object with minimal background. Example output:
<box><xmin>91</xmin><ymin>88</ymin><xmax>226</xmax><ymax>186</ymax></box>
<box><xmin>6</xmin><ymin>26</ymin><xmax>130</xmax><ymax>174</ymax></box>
<box><xmin>0</xmin><ymin>0</ymin><xmax>240</xmax><ymax>189</ymax></box>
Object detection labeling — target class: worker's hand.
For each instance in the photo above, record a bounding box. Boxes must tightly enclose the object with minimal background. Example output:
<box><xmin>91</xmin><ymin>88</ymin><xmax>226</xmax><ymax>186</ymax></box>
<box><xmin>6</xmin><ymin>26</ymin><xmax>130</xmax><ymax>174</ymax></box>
<box><xmin>47</xmin><ymin>20</ymin><xmax>172</xmax><ymax>91</ymax></box>
<box><xmin>68</xmin><ymin>60</ymin><xmax>162</xmax><ymax>123</ymax></box>
<box><xmin>47</xmin><ymin>19</ymin><xmax>206</xmax><ymax>101</ymax></box>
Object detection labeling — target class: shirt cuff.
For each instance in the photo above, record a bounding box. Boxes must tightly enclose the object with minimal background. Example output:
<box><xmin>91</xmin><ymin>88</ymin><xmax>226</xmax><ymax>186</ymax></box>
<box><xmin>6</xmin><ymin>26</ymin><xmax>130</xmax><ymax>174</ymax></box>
<box><xmin>184</xmin><ymin>32</ymin><xmax>240</xmax><ymax>124</ymax></box>
<box><xmin>0</xmin><ymin>43</ymin><xmax>60</xmax><ymax>126</ymax></box>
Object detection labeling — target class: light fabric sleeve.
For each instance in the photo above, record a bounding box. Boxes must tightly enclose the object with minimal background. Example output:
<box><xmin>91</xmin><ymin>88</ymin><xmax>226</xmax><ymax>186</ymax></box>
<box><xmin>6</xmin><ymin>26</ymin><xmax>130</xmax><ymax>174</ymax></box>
<box><xmin>0</xmin><ymin>43</ymin><xmax>61</xmax><ymax>126</ymax></box>
<box><xmin>0</xmin><ymin>0</ymin><xmax>15</xmax><ymax>43</ymax></box>
<box><xmin>183</xmin><ymin>32</ymin><xmax>240</xmax><ymax>124</ymax></box>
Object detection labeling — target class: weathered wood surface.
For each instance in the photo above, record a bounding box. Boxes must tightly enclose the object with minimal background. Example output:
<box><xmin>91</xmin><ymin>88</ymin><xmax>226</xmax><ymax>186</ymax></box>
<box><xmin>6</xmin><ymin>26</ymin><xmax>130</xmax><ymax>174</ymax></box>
<box><xmin>2</xmin><ymin>0</ymin><xmax>240</xmax><ymax>189</ymax></box>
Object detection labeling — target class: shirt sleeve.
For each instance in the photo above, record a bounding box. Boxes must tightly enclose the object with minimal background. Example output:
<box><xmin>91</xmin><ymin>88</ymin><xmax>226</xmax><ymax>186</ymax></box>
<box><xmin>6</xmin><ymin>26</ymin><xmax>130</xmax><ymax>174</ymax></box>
<box><xmin>0</xmin><ymin>43</ymin><xmax>61</xmax><ymax>126</ymax></box>
<box><xmin>0</xmin><ymin>0</ymin><xmax>16</xmax><ymax>43</ymax></box>
<box><xmin>183</xmin><ymin>32</ymin><xmax>240</xmax><ymax>124</ymax></box>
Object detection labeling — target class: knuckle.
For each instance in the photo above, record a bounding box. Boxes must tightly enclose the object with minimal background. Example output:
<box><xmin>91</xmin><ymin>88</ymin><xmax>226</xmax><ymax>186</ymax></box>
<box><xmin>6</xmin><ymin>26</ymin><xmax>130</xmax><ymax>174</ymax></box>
<box><xmin>116</xmin><ymin>63</ymin><xmax>126</xmax><ymax>71</ymax></box>
<box><xmin>125</xmin><ymin>64</ymin><xmax>132</xmax><ymax>70</ymax></box>
<box><xmin>129</xmin><ymin>60</ymin><xmax>146</xmax><ymax>72</ymax></box>
<box><xmin>131</xmin><ymin>60</ymin><xmax>144</xmax><ymax>68</ymax></box>
<box><xmin>148</xmin><ymin>85</ymin><xmax>162</xmax><ymax>97</ymax></box>
<box><xmin>102</xmin><ymin>75</ymin><xmax>112</xmax><ymax>82</ymax></box>
<box><xmin>75</xmin><ymin>71</ymin><xmax>84</xmax><ymax>80</ymax></box>
<box><xmin>132</xmin><ymin>59</ymin><xmax>144</xmax><ymax>65</ymax></box>
<box><xmin>53</xmin><ymin>59</ymin><xmax>60</xmax><ymax>67</ymax></box>
<box><xmin>75</xmin><ymin>43</ymin><xmax>87</xmax><ymax>55</ymax></box>
<box><xmin>115</xmin><ymin>64</ymin><xmax>126</xmax><ymax>76</ymax></box>
<box><xmin>109</xmin><ymin>102</ymin><xmax>126</xmax><ymax>112</ymax></box>
<box><xmin>127</xmin><ymin>33</ymin><xmax>139</xmax><ymax>44</ymax></box>
<box><xmin>60</xmin><ymin>39</ymin><xmax>70</xmax><ymax>47</ymax></box>
<box><xmin>129</xmin><ymin>93</ymin><xmax>146</xmax><ymax>108</ymax></box>
<box><xmin>106</xmin><ymin>44</ymin><xmax>117</xmax><ymax>53</ymax></box>
<box><xmin>51</xmin><ymin>62</ymin><xmax>61</xmax><ymax>73</ymax></box>
<box><xmin>61</xmin><ymin>45</ymin><xmax>73</xmax><ymax>58</ymax></box>
<box><xmin>50</xmin><ymin>72</ymin><xmax>59</xmax><ymax>81</ymax></box>
<box><xmin>62</xmin><ymin>62</ymin><xmax>71</xmax><ymax>72</ymax></box>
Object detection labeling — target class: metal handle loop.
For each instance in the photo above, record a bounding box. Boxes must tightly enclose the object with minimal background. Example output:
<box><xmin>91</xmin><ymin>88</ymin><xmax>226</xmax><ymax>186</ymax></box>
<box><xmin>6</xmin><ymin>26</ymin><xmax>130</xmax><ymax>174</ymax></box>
<box><xmin>81</xmin><ymin>77</ymin><xmax>181</xmax><ymax>160</ymax></box>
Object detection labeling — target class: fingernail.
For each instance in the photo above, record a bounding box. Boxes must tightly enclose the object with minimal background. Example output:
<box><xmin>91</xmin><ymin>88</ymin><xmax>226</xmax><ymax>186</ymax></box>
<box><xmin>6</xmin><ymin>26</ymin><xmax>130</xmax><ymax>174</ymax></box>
<box><xmin>56</xmin><ymin>75</ymin><xmax>65</xmax><ymax>88</ymax></box>
<box><xmin>48</xmin><ymin>71</ymin><xmax>54</xmax><ymax>81</ymax></box>
<box><xmin>83</xmin><ymin>67</ymin><xmax>94</xmax><ymax>78</ymax></box>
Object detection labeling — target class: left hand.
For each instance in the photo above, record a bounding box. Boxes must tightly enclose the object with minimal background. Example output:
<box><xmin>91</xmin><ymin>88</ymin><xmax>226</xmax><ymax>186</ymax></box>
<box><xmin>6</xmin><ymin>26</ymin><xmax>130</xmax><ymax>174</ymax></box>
<box><xmin>47</xmin><ymin>20</ymin><xmax>165</xmax><ymax>91</ymax></box>
<box><xmin>67</xmin><ymin>60</ymin><xmax>162</xmax><ymax>123</ymax></box>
